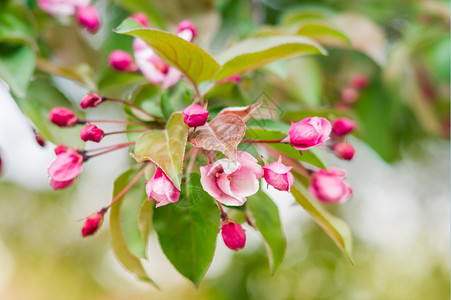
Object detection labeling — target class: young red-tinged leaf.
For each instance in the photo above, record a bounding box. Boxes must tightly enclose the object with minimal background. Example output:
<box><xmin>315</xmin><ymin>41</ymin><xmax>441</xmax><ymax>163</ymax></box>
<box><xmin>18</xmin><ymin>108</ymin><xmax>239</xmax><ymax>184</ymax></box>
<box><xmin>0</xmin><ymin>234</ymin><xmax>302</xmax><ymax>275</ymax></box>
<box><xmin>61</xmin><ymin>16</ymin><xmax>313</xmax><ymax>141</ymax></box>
<box><xmin>115</xmin><ymin>19</ymin><xmax>220</xmax><ymax>85</ymax></box>
<box><xmin>153</xmin><ymin>173</ymin><xmax>220</xmax><ymax>286</ymax></box>
<box><xmin>217</xmin><ymin>100</ymin><xmax>262</xmax><ymax>122</ymax></box>
<box><xmin>110</xmin><ymin>169</ymin><xmax>157</xmax><ymax>287</ymax></box>
<box><xmin>133</xmin><ymin>112</ymin><xmax>188</xmax><ymax>190</ymax></box>
<box><xmin>247</xmin><ymin>190</ymin><xmax>287</xmax><ymax>273</ymax></box>
<box><xmin>291</xmin><ymin>182</ymin><xmax>354</xmax><ymax>264</ymax></box>
<box><xmin>214</xmin><ymin>35</ymin><xmax>326</xmax><ymax>82</ymax></box>
<box><xmin>188</xmin><ymin>113</ymin><xmax>246</xmax><ymax>161</ymax></box>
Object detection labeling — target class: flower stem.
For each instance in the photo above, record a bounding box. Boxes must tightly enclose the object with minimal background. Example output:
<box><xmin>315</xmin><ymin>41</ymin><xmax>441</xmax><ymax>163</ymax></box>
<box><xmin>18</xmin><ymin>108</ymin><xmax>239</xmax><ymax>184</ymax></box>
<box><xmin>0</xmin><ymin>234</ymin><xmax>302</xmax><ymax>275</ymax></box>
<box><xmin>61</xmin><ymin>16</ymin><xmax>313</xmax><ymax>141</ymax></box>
<box><xmin>86</xmin><ymin>120</ymin><xmax>150</xmax><ymax>127</ymax></box>
<box><xmin>84</xmin><ymin>141</ymin><xmax>135</xmax><ymax>159</ymax></box>
<box><xmin>241</xmin><ymin>139</ymin><xmax>284</xmax><ymax>143</ymax></box>
<box><xmin>104</xmin><ymin>129</ymin><xmax>148</xmax><ymax>136</ymax></box>
<box><xmin>104</xmin><ymin>97</ymin><xmax>165</xmax><ymax>125</ymax></box>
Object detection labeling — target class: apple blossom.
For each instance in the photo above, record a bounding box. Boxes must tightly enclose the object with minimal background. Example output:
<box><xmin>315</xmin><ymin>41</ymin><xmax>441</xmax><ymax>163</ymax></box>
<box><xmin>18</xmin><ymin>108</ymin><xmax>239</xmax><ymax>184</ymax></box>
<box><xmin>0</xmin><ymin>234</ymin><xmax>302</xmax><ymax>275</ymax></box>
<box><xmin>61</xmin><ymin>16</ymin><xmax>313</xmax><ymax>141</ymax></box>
<box><xmin>332</xmin><ymin>117</ymin><xmax>355</xmax><ymax>136</ymax></box>
<box><xmin>48</xmin><ymin>150</ymin><xmax>84</xmax><ymax>190</ymax></box>
<box><xmin>287</xmin><ymin>117</ymin><xmax>331</xmax><ymax>150</ymax></box>
<box><xmin>221</xmin><ymin>221</ymin><xmax>246</xmax><ymax>250</ymax></box>
<box><xmin>263</xmin><ymin>159</ymin><xmax>294</xmax><ymax>192</ymax></box>
<box><xmin>108</xmin><ymin>50</ymin><xmax>137</xmax><ymax>72</ymax></box>
<box><xmin>80</xmin><ymin>93</ymin><xmax>103</xmax><ymax>109</ymax></box>
<box><xmin>81</xmin><ymin>210</ymin><xmax>105</xmax><ymax>237</ymax></box>
<box><xmin>49</xmin><ymin>107</ymin><xmax>79</xmax><ymax>127</ymax></box>
<box><xmin>200</xmin><ymin>151</ymin><xmax>263</xmax><ymax>206</ymax></box>
<box><xmin>309</xmin><ymin>168</ymin><xmax>352</xmax><ymax>204</ymax></box>
<box><xmin>182</xmin><ymin>104</ymin><xmax>209</xmax><ymax>127</ymax></box>
<box><xmin>38</xmin><ymin>0</ymin><xmax>89</xmax><ymax>16</ymax></box>
<box><xmin>80</xmin><ymin>125</ymin><xmax>104</xmax><ymax>143</ymax></box>
<box><xmin>146</xmin><ymin>168</ymin><xmax>180</xmax><ymax>207</ymax></box>
<box><xmin>76</xmin><ymin>5</ymin><xmax>100</xmax><ymax>33</ymax></box>
<box><xmin>333</xmin><ymin>143</ymin><xmax>355</xmax><ymax>160</ymax></box>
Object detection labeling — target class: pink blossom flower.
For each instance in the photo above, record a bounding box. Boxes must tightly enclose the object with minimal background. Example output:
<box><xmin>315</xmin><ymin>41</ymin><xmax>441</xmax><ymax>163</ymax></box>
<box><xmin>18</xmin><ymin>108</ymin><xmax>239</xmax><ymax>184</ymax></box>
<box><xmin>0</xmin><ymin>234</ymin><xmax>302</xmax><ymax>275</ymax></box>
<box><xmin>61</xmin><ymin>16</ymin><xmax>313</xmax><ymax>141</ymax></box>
<box><xmin>81</xmin><ymin>210</ymin><xmax>105</xmax><ymax>237</ymax></box>
<box><xmin>221</xmin><ymin>221</ymin><xmax>246</xmax><ymax>250</ymax></box>
<box><xmin>146</xmin><ymin>168</ymin><xmax>180</xmax><ymax>207</ymax></box>
<box><xmin>263</xmin><ymin>159</ymin><xmax>294</xmax><ymax>192</ymax></box>
<box><xmin>333</xmin><ymin>142</ymin><xmax>355</xmax><ymax>160</ymax></box>
<box><xmin>287</xmin><ymin>117</ymin><xmax>331</xmax><ymax>150</ymax></box>
<box><xmin>130</xmin><ymin>13</ymin><xmax>149</xmax><ymax>27</ymax></box>
<box><xmin>80</xmin><ymin>93</ymin><xmax>103</xmax><ymax>109</ymax></box>
<box><xmin>332</xmin><ymin>117</ymin><xmax>355</xmax><ymax>136</ymax></box>
<box><xmin>177</xmin><ymin>20</ymin><xmax>197</xmax><ymax>40</ymax></box>
<box><xmin>54</xmin><ymin>144</ymin><xmax>68</xmax><ymax>155</ymax></box>
<box><xmin>350</xmin><ymin>74</ymin><xmax>368</xmax><ymax>89</ymax></box>
<box><xmin>200</xmin><ymin>151</ymin><xmax>263</xmax><ymax>206</ymax></box>
<box><xmin>309</xmin><ymin>168</ymin><xmax>352</xmax><ymax>204</ymax></box>
<box><xmin>38</xmin><ymin>0</ymin><xmax>89</xmax><ymax>16</ymax></box>
<box><xmin>340</xmin><ymin>86</ymin><xmax>359</xmax><ymax>103</ymax></box>
<box><xmin>76</xmin><ymin>5</ymin><xmax>100</xmax><ymax>33</ymax></box>
<box><xmin>133</xmin><ymin>20</ymin><xmax>197</xmax><ymax>89</ymax></box>
<box><xmin>48</xmin><ymin>150</ymin><xmax>84</xmax><ymax>189</ymax></box>
<box><xmin>182</xmin><ymin>104</ymin><xmax>209</xmax><ymax>127</ymax></box>
<box><xmin>49</xmin><ymin>107</ymin><xmax>79</xmax><ymax>127</ymax></box>
<box><xmin>108</xmin><ymin>50</ymin><xmax>137</xmax><ymax>72</ymax></box>
<box><xmin>80</xmin><ymin>125</ymin><xmax>104</xmax><ymax>142</ymax></box>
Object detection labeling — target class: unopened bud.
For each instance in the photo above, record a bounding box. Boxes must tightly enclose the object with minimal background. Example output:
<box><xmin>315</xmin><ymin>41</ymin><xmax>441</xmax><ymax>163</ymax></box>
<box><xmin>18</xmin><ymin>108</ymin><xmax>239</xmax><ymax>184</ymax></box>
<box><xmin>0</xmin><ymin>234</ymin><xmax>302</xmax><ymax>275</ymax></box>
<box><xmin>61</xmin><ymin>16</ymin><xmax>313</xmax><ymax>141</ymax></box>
<box><xmin>130</xmin><ymin>13</ymin><xmax>149</xmax><ymax>27</ymax></box>
<box><xmin>182</xmin><ymin>103</ymin><xmax>209</xmax><ymax>127</ymax></box>
<box><xmin>340</xmin><ymin>86</ymin><xmax>359</xmax><ymax>104</ymax></box>
<box><xmin>80</xmin><ymin>125</ymin><xmax>104</xmax><ymax>143</ymax></box>
<box><xmin>333</xmin><ymin>142</ymin><xmax>355</xmax><ymax>160</ymax></box>
<box><xmin>332</xmin><ymin>117</ymin><xmax>356</xmax><ymax>136</ymax></box>
<box><xmin>350</xmin><ymin>74</ymin><xmax>369</xmax><ymax>89</ymax></box>
<box><xmin>82</xmin><ymin>211</ymin><xmax>105</xmax><ymax>237</ymax></box>
<box><xmin>178</xmin><ymin>20</ymin><xmax>197</xmax><ymax>39</ymax></box>
<box><xmin>54</xmin><ymin>144</ymin><xmax>68</xmax><ymax>155</ymax></box>
<box><xmin>80</xmin><ymin>93</ymin><xmax>103</xmax><ymax>109</ymax></box>
<box><xmin>49</xmin><ymin>107</ymin><xmax>79</xmax><ymax>127</ymax></box>
<box><xmin>33</xmin><ymin>129</ymin><xmax>46</xmax><ymax>147</ymax></box>
<box><xmin>221</xmin><ymin>221</ymin><xmax>246</xmax><ymax>250</ymax></box>
<box><xmin>76</xmin><ymin>5</ymin><xmax>100</xmax><ymax>34</ymax></box>
<box><xmin>108</xmin><ymin>50</ymin><xmax>137</xmax><ymax>72</ymax></box>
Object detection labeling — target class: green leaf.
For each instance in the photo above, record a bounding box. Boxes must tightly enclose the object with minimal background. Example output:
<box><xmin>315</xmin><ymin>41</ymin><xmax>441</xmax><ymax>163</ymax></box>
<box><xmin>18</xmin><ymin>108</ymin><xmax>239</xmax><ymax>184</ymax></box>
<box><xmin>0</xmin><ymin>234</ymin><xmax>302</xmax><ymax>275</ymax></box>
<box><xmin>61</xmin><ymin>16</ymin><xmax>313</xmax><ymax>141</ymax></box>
<box><xmin>110</xmin><ymin>169</ymin><xmax>157</xmax><ymax>286</ymax></box>
<box><xmin>295</xmin><ymin>22</ymin><xmax>351</xmax><ymax>46</ymax></box>
<box><xmin>115</xmin><ymin>19</ymin><xmax>221</xmax><ymax>84</ymax></box>
<box><xmin>153</xmin><ymin>173</ymin><xmax>220</xmax><ymax>286</ymax></box>
<box><xmin>291</xmin><ymin>183</ymin><xmax>353</xmax><ymax>264</ymax></box>
<box><xmin>0</xmin><ymin>43</ymin><xmax>35</xmax><ymax>98</ymax></box>
<box><xmin>160</xmin><ymin>91</ymin><xmax>175</xmax><ymax>121</ymax></box>
<box><xmin>115</xmin><ymin>0</ymin><xmax>165</xmax><ymax>28</ymax></box>
<box><xmin>133</xmin><ymin>112</ymin><xmax>188</xmax><ymax>189</ymax></box>
<box><xmin>247</xmin><ymin>190</ymin><xmax>286</xmax><ymax>273</ymax></box>
<box><xmin>214</xmin><ymin>35</ymin><xmax>327</xmax><ymax>82</ymax></box>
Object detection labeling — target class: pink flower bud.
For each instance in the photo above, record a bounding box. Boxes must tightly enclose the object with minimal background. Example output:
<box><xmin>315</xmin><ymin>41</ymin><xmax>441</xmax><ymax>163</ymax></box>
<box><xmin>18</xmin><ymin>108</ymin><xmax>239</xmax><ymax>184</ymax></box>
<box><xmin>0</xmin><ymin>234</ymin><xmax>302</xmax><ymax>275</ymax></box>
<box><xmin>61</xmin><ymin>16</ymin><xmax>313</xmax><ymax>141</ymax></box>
<box><xmin>333</xmin><ymin>143</ymin><xmax>355</xmax><ymax>160</ymax></box>
<box><xmin>178</xmin><ymin>20</ymin><xmax>197</xmax><ymax>39</ymax></box>
<box><xmin>200</xmin><ymin>151</ymin><xmax>263</xmax><ymax>206</ymax></box>
<box><xmin>130</xmin><ymin>13</ymin><xmax>149</xmax><ymax>27</ymax></box>
<box><xmin>54</xmin><ymin>144</ymin><xmax>68</xmax><ymax>155</ymax></box>
<box><xmin>80</xmin><ymin>93</ymin><xmax>103</xmax><ymax>109</ymax></box>
<box><xmin>287</xmin><ymin>117</ymin><xmax>331</xmax><ymax>150</ymax></box>
<box><xmin>34</xmin><ymin>130</ymin><xmax>46</xmax><ymax>147</ymax></box>
<box><xmin>219</xmin><ymin>74</ymin><xmax>242</xmax><ymax>84</ymax></box>
<box><xmin>332</xmin><ymin>117</ymin><xmax>355</xmax><ymax>136</ymax></box>
<box><xmin>80</xmin><ymin>125</ymin><xmax>104</xmax><ymax>143</ymax></box>
<box><xmin>350</xmin><ymin>74</ymin><xmax>368</xmax><ymax>89</ymax></box>
<box><xmin>0</xmin><ymin>154</ymin><xmax>3</xmax><ymax>177</ymax></box>
<box><xmin>76</xmin><ymin>5</ymin><xmax>100</xmax><ymax>34</ymax></box>
<box><xmin>146</xmin><ymin>168</ymin><xmax>180</xmax><ymax>207</ymax></box>
<box><xmin>221</xmin><ymin>221</ymin><xmax>246</xmax><ymax>250</ymax></box>
<box><xmin>81</xmin><ymin>211</ymin><xmax>105</xmax><ymax>237</ymax></box>
<box><xmin>263</xmin><ymin>161</ymin><xmax>294</xmax><ymax>192</ymax></box>
<box><xmin>340</xmin><ymin>86</ymin><xmax>359</xmax><ymax>104</ymax></box>
<box><xmin>309</xmin><ymin>168</ymin><xmax>352</xmax><ymax>204</ymax></box>
<box><xmin>49</xmin><ymin>107</ymin><xmax>79</xmax><ymax>127</ymax></box>
<box><xmin>182</xmin><ymin>104</ymin><xmax>209</xmax><ymax>127</ymax></box>
<box><xmin>48</xmin><ymin>151</ymin><xmax>84</xmax><ymax>189</ymax></box>
<box><xmin>108</xmin><ymin>50</ymin><xmax>137</xmax><ymax>72</ymax></box>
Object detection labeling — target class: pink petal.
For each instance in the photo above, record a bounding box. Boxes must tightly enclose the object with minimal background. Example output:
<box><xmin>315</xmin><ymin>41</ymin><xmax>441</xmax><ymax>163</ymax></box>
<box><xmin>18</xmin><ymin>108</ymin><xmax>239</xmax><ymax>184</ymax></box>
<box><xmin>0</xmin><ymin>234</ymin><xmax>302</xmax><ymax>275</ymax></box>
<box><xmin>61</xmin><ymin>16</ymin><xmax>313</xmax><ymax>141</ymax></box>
<box><xmin>48</xmin><ymin>152</ymin><xmax>83</xmax><ymax>182</ymax></box>
<box><xmin>162</xmin><ymin>68</ymin><xmax>182</xmax><ymax>89</ymax></box>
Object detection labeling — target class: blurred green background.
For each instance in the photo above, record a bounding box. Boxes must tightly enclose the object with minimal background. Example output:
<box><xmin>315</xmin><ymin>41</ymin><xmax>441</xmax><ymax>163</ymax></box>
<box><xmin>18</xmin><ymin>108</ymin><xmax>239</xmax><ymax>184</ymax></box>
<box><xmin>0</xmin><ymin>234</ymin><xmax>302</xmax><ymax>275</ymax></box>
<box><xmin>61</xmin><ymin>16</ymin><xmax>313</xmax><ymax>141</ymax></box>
<box><xmin>0</xmin><ymin>0</ymin><xmax>449</xmax><ymax>299</ymax></box>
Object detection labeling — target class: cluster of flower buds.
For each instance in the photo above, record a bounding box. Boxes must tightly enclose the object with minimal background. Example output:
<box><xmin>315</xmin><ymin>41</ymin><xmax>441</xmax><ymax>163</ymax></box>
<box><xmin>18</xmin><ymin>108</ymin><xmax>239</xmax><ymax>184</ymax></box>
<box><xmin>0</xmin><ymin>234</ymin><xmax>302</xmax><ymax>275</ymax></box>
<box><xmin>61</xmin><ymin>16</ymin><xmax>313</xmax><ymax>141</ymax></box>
<box><xmin>329</xmin><ymin>117</ymin><xmax>357</xmax><ymax>160</ymax></box>
<box><xmin>38</xmin><ymin>0</ymin><xmax>101</xmax><ymax>33</ymax></box>
<box><xmin>340</xmin><ymin>74</ymin><xmax>369</xmax><ymax>104</ymax></box>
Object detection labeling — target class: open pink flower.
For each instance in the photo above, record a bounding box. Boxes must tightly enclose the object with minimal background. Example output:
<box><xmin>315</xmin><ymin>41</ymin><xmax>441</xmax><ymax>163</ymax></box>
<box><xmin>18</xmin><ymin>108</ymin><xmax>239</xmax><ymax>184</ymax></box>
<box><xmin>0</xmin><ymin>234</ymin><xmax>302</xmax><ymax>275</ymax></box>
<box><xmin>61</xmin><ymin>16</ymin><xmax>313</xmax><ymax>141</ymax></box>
<box><xmin>182</xmin><ymin>104</ymin><xmax>209</xmax><ymax>127</ymax></box>
<box><xmin>38</xmin><ymin>0</ymin><xmax>89</xmax><ymax>16</ymax></box>
<box><xmin>133</xmin><ymin>19</ymin><xmax>197</xmax><ymax>89</ymax></box>
<box><xmin>309</xmin><ymin>168</ymin><xmax>352</xmax><ymax>204</ymax></box>
<box><xmin>200</xmin><ymin>151</ymin><xmax>263</xmax><ymax>206</ymax></box>
<box><xmin>49</xmin><ymin>107</ymin><xmax>79</xmax><ymax>127</ymax></box>
<box><xmin>48</xmin><ymin>149</ymin><xmax>84</xmax><ymax>190</ymax></box>
<box><xmin>146</xmin><ymin>168</ymin><xmax>180</xmax><ymax>207</ymax></box>
<box><xmin>221</xmin><ymin>221</ymin><xmax>246</xmax><ymax>250</ymax></box>
<box><xmin>287</xmin><ymin>117</ymin><xmax>331</xmax><ymax>150</ymax></box>
<box><xmin>76</xmin><ymin>5</ymin><xmax>100</xmax><ymax>33</ymax></box>
<box><xmin>263</xmin><ymin>159</ymin><xmax>294</xmax><ymax>192</ymax></box>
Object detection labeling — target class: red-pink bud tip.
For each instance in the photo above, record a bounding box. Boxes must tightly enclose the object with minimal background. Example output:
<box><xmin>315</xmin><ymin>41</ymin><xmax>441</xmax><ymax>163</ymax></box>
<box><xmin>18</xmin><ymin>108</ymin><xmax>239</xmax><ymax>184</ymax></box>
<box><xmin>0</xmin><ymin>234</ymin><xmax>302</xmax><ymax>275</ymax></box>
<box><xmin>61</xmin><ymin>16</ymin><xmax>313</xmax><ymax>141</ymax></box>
<box><xmin>80</xmin><ymin>93</ymin><xmax>103</xmax><ymax>109</ymax></box>
<box><xmin>54</xmin><ymin>144</ymin><xmax>68</xmax><ymax>155</ymax></box>
<box><xmin>340</xmin><ymin>86</ymin><xmax>359</xmax><ymax>104</ymax></box>
<box><xmin>49</xmin><ymin>107</ymin><xmax>79</xmax><ymax>127</ymax></box>
<box><xmin>182</xmin><ymin>103</ymin><xmax>209</xmax><ymax>127</ymax></box>
<box><xmin>221</xmin><ymin>221</ymin><xmax>246</xmax><ymax>250</ymax></box>
<box><xmin>130</xmin><ymin>13</ymin><xmax>149</xmax><ymax>27</ymax></box>
<box><xmin>333</xmin><ymin>142</ymin><xmax>355</xmax><ymax>160</ymax></box>
<box><xmin>350</xmin><ymin>74</ymin><xmax>369</xmax><ymax>89</ymax></box>
<box><xmin>34</xmin><ymin>130</ymin><xmax>46</xmax><ymax>147</ymax></box>
<box><xmin>218</xmin><ymin>74</ymin><xmax>242</xmax><ymax>84</ymax></box>
<box><xmin>178</xmin><ymin>20</ymin><xmax>197</xmax><ymax>38</ymax></box>
<box><xmin>108</xmin><ymin>50</ymin><xmax>137</xmax><ymax>72</ymax></box>
<box><xmin>81</xmin><ymin>211</ymin><xmax>105</xmax><ymax>237</ymax></box>
<box><xmin>80</xmin><ymin>125</ymin><xmax>104</xmax><ymax>143</ymax></box>
<box><xmin>76</xmin><ymin>5</ymin><xmax>100</xmax><ymax>33</ymax></box>
<box><xmin>332</xmin><ymin>117</ymin><xmax>356</xmax><ymax>136</ymax></box>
